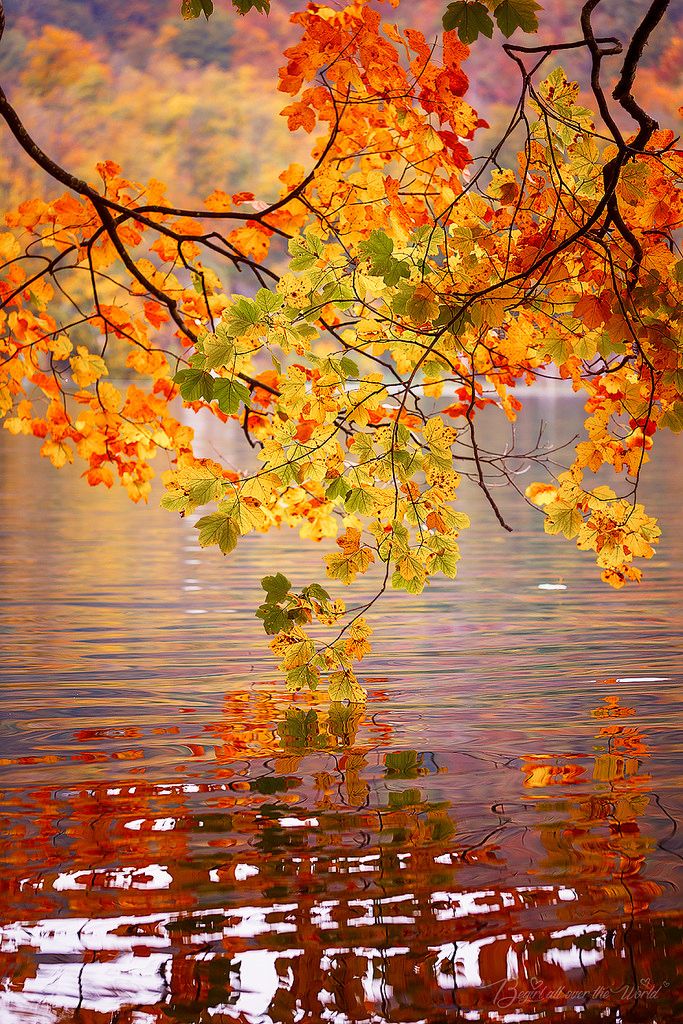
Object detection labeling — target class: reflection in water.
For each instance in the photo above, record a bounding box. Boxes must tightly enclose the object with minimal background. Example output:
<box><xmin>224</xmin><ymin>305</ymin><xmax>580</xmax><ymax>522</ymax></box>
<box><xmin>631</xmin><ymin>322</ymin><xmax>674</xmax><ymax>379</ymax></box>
<box><xmin>1</xmin><ymin>407</ymin><xmax>683</xmax><ymax>1022</ymax></box>
<box><xmin>1</xmin><ymin>687</ymin><xmax>682</xmax><ymax>1022</ymax></box>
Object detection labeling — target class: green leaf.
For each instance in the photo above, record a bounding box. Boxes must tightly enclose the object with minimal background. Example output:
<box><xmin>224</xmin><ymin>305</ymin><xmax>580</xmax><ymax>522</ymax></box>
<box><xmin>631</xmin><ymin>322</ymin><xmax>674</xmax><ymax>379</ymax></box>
<box><xmin>286</xmin><ymin>606</ymin><xmax>309</xmax><ymax>626</ymax></box>
<box><xmin>442</xmin><ymin>2</ymin><xmax>494</xmax><ymax>43</ymax></box>
<box><xmin>435</xmin><ymin>305</ymin><xmax>471</xmax><ymax>333</ymax></box>
<box><xmin>181</xmin><ymin>0</ymin><xmax>202</xmax><ymax>19</ymax></box>
<box><xmin>195</xmin><ymin>513</ymin><xmax>239</xmax><ymax>553</ymax></box>
<box><xmin>186</xmin><ymin>477</ymin><xmax>223</xmax><ymax>508</ymax></box>
<box><xmin>388</xmin><ymin>788</ymin><xmax>422</xmax><ymax>809</ymax></box>
<box><xmin>175</xmin><ymin>464</ymin><xmax>225</xmax><ymax>508</ymax></box>
<box><xmin>203</xmin><ymin>331</ymin><xmax>236</xmax><ymax>370</ymax></box>
<box><xmin>304</xmin><ymin>583</ymin><xmax>332</xmax><ymax>604</ymax></box>
<box><xmin>660</xmin><ymin>402</ymin><xmax>683</xmax><ymax>433</ymax></box>
<box><xmin>254</xmin><ymin>287</ymin><xmax>283</xmax><ymax>316</ymax></box>
<box><xmin>294</xmin><ymin>323</ymin><xmax>318</xmax><ymax>346</ymax></box>
<box><xmin>278</xmin><ymin>708</ymin><xmax>328</xmax><ymax>750</ymax></box>
<box><xmin>213</xmin><ymin>378</ymin><xmax>250</xmax><ymax>414</ymax></box>
<box><xmin>256</xmin><ymin>603</ymin><xmax>290</xmax><ymax>635</ymax></box>
<box><xmin>173</xmin><ymin>368</ymin><xmax>214</xmax><ymax>402</ymax></box>
<box><xmin>288</xmin><ymin>232</ymin><xmax>324</xmax><ymax>271</ymax></box>
<box><xmin>494</xmin><ymin>0</ymin><xmax>541</xmax><ymax>37</ymax></box>
<box><xmin>223</xmin><ymin>296</ymin><xmax>261</xmax><ymax>335</ymax></box>
<box><xmin>320</xmin><ymin>280</ymin><xmax>355</xmax><ymax>308</ymax></box>
<box><xmin>359</xmin><ymin>229</ymin><xmax>410</xmax><ymax>286</ymax></box>
<box><xmin>160</xmin><ymin>487</ymin><xmax>191</xmax><ymax>514</ymax></box>
<box><xmin>261</xmin><ymin>572</ymin><xmax>292</xmax><ymax>603</ymax></box>
<box><xmin>544</xmin><ymin>503</ymin><xmax>583</xmax><ymax>540</ymax></box>
<box><xmin>325</xmin><ymin>477</ymin><xmax>351</xmax><ymax>501</ymax></box>
<box><xmin>344</xmin><ymin>487</ymin><xmax>377</xmax><ymax>515</ymax></box>
<box><xmin>391</xmin><ymin>569</ymin><xmax>426</xmax><ymax>594</ymax></box>
<box><xmin>544</xmin><ymin>332</ymin><xmax>573</xmax><ymax>365</ymax></box>
<box><xmin>328</xmin><ymin>702</ymin><xmax>364</xmax><ymax>745</ymax></box>
<box><xmin>349</xmin><ymin>433</ymin><xmax>375</xmax><ymax>464</ymax></box>
<box><xmin>428</xmin><ymin>536</ymin><xmax>462</xmax><ymax>578</ymax></box>
<box><xmin>340</xmin><ymin>356</ymin><xmax>359</xmax><ymax>379</ymax></box>
<box><xmin>360</xmin><ymin>228</ymin><xmax>393</xmax><ymax>262</ymax></box>
<box><xmin>286</xmin><ymin>664</ymin><xmax>320</xmax><ymax>692</ymax></box>
<box><xmin>181</xmin><ymin>0</ymin><xmax>214</xmax><ymax>18</ymax></box>
<box><xmin>232</xmin><ymin>0</ymin><xmax>270</xmax><ymax>14</ymax></box>
<box><xmin>405</xmin><ymin>289</ymin><xmax>439</xmax><ymax>325</ymax></box>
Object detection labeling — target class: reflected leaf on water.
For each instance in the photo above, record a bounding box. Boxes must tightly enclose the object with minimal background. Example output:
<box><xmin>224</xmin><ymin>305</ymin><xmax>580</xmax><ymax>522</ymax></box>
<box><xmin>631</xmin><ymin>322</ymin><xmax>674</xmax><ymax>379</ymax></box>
<box><xmin>277</xmin><ymin>708</ymin><xmax>328</xmax><ymax>752</ymax></box>
<box><xmin>276</xmin><ymin>702</ymin><xmax>365</xmax><ymax>754</ymax></box>
<box><xmin>384</xmin><ymin>749</ymin><xmax>428</xmax><ymax>778</ymax></box>
<box><xmin>327</xmin><ymin>702</ymin><xmax>365</xmax><ymax>748</ymax></box>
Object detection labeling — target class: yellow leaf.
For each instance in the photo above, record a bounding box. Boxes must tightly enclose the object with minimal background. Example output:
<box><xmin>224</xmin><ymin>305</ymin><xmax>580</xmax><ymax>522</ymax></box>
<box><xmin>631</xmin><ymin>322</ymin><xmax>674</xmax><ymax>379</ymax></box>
<box><xmin>328</xmin><ymin>671</ymin><xmax>367</xmax><ymax>704</ymax></box>
<box><xmin>544</xmin><ymin>502</ymin><xmax>583</xmax><ymax>539</ymax></box>
<box><xmin>70</xmin><ymin>346</ymin><xmax>108</xmax><ymax>388</ymax></box>
<box><xmin>41</xmin><ymin>439</ymin><xmax>73</xmax><ymax>468</ymax></box>
<box><xmin>0</xmin><ymin>232</ymin><xmax>21</xmax><ymax>261</ymax></box>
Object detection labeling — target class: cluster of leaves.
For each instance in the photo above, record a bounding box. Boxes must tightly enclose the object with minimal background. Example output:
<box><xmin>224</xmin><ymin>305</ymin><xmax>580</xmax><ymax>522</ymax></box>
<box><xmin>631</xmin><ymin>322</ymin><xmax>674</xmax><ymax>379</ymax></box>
<box><xmin>181</xmin><ymin>0</ymin><xmax>270</xmax><ymax>18</ymax></box>
<box><xmin>1</xmin><ymin>0</ymin><xmax>682</xmax><ymax>701</ymax></box>
<box><xmin>256</xmin><ymin>572</ymin><xmax>332</xmax><ymax>636</ymax></box>
<box><xmin>443</xmin><ymin>0</ymin><xmax>541</xmax><ymax>44</ymax></box>
<box><xmin>253</xmin><ymin>572</ymin><xmax>370</xmax><ymax>700</ymax></box>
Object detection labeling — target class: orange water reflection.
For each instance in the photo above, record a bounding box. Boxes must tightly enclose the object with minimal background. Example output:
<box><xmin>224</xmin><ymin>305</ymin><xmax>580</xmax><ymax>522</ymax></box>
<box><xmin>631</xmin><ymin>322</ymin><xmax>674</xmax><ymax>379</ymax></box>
<box><xmin>1</xmin><ymin>682</ymin><xmax>682</xmax><ymax>1023</ymax></box>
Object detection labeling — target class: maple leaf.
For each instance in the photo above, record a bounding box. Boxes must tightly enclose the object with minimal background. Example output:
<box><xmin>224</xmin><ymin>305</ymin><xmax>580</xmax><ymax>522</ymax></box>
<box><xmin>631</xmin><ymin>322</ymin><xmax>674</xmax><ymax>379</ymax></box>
<box><xmin>261</xmin><ymin>573</ymin><xmax>292</xmax><ymax>603</ymax></box>
<box><xmin>326</xmin><ymin>528</ymin><xmax>375</xmax><ymax>585</ymax></box>
<box><xmin>442</xmin><ymin>3</ymin><xmax>494</xmax><ymax>44</ymax></box>
<box><xmin>0</xmin><ymin>232</ymin><xmax>20</xmax><ymax>261</ymax></box>
<box><xmin>281</xmin><ymin>100</ymin><xmax>316</xmax><ymax>134</ymax></box>
<box><xmin>494</xmin><ymin>0</ymin><xmax>542</xmax><ymax>37</ymax></box>
<box><xmin>544</xmin><ymin>501</ymin><xmax>583</xmax><ymax>540</ymax></box>
<box><xmin>359</xmin><ymin>230</ymin><xmax>410</xmax><ymax>287</ymax></box>
<box><xmin>70</xmin><ymin>347</ymin><xmax>108</xmax><ymax>388</ymax></box>
<box><xmin>213</xmin><ymin>378</ymin><xmax>250</xmax><ymax>415</ymax></box>
<box><xmin>328</xmin><ymin>670</ymin><xmax>367</xmax><ymax>704</ymax></box>
<box><xmin>227</xmin><ymin>223</ymin><xmax>272</xmax><ymax>261</ymax></box>
<box><xmin>195</xmin><ymin>512</ymin><xmax>239</xmax><ymax>553</ymax></box>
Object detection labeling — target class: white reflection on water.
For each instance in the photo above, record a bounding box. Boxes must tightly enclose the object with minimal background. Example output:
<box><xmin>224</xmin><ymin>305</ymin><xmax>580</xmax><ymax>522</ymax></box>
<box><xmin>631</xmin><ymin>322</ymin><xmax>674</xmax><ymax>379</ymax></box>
<box><xmin>1</xmin><ymin>884</ymin><xmax>608</xmax><ymax>1021</ymax></box>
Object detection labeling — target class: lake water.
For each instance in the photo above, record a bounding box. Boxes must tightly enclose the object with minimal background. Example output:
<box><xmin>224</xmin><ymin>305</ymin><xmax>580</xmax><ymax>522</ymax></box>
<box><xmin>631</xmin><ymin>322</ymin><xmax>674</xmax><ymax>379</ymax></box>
<box><xmin>1</xmin><ymin>394</ymin><xmax>682</xmax><ymax>1023</ymax></box>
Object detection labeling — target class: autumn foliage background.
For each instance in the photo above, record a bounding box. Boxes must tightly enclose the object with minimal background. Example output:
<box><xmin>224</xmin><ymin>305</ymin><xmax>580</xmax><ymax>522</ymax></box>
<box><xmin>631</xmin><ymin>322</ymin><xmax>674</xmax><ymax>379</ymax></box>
<box><xmin>1</xmin><ymin>1</ymin><xmax>679</xmax><ymax>213</ymax></box>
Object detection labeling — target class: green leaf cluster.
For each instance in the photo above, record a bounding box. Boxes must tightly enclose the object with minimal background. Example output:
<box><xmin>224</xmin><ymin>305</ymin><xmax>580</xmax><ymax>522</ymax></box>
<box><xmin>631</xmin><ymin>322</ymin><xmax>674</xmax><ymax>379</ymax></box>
<box><xmin>255</xmin><ymin>574</ymin><xmax>332</xmax><ymax>636</ymax></box>
<box><xmin>359</xmin><ymin>230</ymin><xmax>410</xmax><ymax>287</ymax></box>
<box><xmin>277</xmin><ymin>708</ymin><xmax>330</xmax><ymax>751</ymax></box>
<box><xmin>180</xmin><ymin>0</ymin><xmax>270</xmax><ymax>18</ymax></box>
<box><xmin>442</xmin><ymin>0</ymin><xmax>541</xmax><ymax>43</ymax></box>
<box><xmin>174</xmin><ymin>366</ymin><xmax>250</xmax><ymax>414</ymax></box>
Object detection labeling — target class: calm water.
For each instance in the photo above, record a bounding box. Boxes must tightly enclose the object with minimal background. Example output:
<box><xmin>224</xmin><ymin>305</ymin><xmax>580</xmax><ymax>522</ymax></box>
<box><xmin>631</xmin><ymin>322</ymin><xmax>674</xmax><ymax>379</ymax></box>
<box><xmin>1</xmin><ymin>395</ymin><xmax>682</xmax><ymax>1023</ymax></box>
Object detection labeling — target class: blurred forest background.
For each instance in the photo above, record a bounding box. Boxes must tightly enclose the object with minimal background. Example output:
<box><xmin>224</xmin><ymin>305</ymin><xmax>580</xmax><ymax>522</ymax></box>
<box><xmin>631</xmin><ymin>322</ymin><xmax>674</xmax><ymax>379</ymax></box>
<box><xmin>1</xmin><ymin>0</ymin><xmax>679</xmax><ymax>211</ymax></box>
